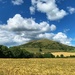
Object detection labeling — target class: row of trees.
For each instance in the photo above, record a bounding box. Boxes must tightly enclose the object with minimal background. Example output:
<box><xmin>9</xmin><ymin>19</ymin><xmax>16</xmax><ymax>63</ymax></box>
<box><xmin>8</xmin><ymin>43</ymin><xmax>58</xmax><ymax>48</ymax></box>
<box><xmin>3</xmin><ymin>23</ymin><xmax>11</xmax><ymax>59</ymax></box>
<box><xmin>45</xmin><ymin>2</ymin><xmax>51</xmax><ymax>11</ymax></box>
<box><xmin>0</xmin><ymin>45</ymin><xmax>75</xmax><ymax>58</ymax></box>
<box><xmin>0</xmin><ymin>45</ymin><xmax>55</xmax><ymax>58</ymax></box>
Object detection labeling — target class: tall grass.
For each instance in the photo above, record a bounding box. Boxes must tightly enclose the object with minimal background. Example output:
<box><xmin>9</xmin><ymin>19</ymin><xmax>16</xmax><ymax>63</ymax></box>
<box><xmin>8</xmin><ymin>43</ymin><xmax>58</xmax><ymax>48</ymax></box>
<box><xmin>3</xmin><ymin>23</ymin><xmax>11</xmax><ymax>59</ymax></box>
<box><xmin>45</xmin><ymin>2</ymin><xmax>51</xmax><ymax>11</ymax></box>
<box><xmin>0</xmin><ymin>58</ymin><xmax>75</xmax><ymax>75</ymax></box>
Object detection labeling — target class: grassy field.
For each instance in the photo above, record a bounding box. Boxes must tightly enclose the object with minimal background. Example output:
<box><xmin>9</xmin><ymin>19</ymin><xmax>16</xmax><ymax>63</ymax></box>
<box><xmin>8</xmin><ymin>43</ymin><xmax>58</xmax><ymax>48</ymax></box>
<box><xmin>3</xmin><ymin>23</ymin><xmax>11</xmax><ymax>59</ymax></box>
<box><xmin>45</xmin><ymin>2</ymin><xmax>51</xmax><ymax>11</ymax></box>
<box><xmin>21</xmin><ymin>48</ymin><xmax>65</xmax><ymax>53</ymax></box>
<box><xmin>0</xmin><ymin>58</ymin><xmax>75</xmax><ymax>75</ymax></box>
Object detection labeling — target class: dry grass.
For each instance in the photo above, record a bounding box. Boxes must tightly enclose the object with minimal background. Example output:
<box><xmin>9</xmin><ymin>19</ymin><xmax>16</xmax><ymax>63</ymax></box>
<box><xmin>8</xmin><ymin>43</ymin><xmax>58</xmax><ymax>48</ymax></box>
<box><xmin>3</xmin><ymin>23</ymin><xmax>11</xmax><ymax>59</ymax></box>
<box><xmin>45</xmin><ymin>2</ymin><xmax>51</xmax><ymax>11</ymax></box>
<box><xmin>0</xmin><ymin>58</ymin><xmax>75</xmax><ymax>75</ymax></box>
<box><xmin>52</xmin><ymin>52</ymin><xmax>75</xmax><ymax>57</ymax></box>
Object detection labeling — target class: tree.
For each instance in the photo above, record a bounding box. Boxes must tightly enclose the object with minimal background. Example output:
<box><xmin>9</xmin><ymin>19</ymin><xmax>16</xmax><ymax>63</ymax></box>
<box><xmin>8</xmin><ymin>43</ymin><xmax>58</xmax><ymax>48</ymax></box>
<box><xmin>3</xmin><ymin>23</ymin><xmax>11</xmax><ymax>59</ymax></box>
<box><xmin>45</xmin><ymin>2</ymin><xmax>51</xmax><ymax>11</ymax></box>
<box><xmin>0</xmin><ymin>45</ymin><xmax>9</xmax><ymax>57</ymax></box>
<box><xmin>0</xmin><ymin>45</ymin><xmax>4</xmax><ymax>57</ymax></box>
<box><xmin>34</xmin><ymin>52</ymin><xmax>44</xmax><ymax>58</ymax></box>
<box><xmin>9</xmin><ymin>47</ymin><xmax>23</xmax><ymax>58</ymax></box>
<box><xmin>60</xmin><ymin>54</ymin><xmax>64</xmax><ymax>58</ymax></box>
<box><xmin>56</xmin><ymin>55</ymin><xmax>60</xmax><ymax>58</ymax></box>
<box><xmin>21</xmin><ymin>50</ymin><xmax>34</xmax><ymax>58</ymax></box>
<box><xmin>39</xmin><ymin>48</ymin><xmax>42</xmax><ymax>52</ymax></box>
<box><xmin>43</xmin><ymin>52</ymin><xmax>55</xmax><ymax>58</ymax></box>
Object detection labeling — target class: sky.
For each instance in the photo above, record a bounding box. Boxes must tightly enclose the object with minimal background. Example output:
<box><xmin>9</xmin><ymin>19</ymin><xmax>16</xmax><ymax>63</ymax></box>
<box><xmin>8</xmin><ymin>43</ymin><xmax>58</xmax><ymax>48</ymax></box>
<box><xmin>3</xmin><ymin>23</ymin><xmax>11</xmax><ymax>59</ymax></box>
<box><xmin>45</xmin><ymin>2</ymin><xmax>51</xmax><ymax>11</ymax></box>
<box><xmin>0</xmin><ymin>0</ymin><xmax>75</xmax><ymax>47</ymax></box>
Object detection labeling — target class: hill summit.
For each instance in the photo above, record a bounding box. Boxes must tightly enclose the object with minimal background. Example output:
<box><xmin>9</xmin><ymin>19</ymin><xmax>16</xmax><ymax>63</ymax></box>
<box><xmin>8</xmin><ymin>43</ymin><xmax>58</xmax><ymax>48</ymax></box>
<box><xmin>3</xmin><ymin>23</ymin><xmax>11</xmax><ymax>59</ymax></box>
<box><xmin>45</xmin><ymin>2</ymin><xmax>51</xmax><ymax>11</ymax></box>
<box><xmin>19</xmin><ymin>39</ymin><xmax>75</xmax><ymax>52</ymax></box>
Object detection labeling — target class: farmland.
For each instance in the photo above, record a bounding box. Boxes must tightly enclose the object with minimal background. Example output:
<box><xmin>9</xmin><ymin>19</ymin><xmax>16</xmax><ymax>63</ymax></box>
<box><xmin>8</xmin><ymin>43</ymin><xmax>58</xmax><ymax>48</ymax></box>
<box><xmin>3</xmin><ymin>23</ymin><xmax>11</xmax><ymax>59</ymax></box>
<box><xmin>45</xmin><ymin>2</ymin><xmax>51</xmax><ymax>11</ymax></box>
<box><xmin>52</xmin><ymin>52</ymin><xmax>75</xmax><ymax>57</ymax></box>
<box><xmin>0</xmin><ymin>58</ymin><xmax>75</xmax><ymax>75</ymax></box>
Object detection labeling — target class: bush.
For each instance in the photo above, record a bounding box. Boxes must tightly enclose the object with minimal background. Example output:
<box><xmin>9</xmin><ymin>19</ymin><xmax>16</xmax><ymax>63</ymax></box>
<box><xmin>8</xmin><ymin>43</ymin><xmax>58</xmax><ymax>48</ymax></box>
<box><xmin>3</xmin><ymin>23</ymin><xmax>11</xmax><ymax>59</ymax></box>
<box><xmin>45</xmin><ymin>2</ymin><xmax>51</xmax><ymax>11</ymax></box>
<box><xmin>21</xmin><ymin>50</ymin><xmax>34</xmax><ymax>58</ymax></box>
<box><xmin>34</xmin><ymin>53</ymin><xmax>44</xmax><ymax>58</ymax></box>
<box><xmin>56</xmin><ymin>55</ymin><xmax>60</xmax><ymax>58</ymax></box>
<box><xmin>60</xmin><ymin>54</ymin><xmax>64</xmax><ymax>58</ymax></box>
<box><xmin>39</xmin><ymin>48</ymin><xmax>42</xmax><ymax>52</ymax></box>
<box><xmin>70</xmin><ymin>55</ymin><xmax>75</xmax><ymax>58</ymax></box>
<box><xmin>43</xmin><ymin>52</ymin><xmax>55</xmax><ymax>58</ymax></box>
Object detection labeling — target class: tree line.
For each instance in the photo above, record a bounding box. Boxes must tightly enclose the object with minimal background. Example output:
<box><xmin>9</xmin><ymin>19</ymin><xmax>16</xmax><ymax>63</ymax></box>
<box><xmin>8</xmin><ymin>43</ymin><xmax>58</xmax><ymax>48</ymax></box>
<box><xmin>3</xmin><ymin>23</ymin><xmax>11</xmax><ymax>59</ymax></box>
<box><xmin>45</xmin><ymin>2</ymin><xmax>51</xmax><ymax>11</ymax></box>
<box><xmin>0</xmin><ymin>45</ymin><xmax>55</xmax><ymax>58</ymax></box>
<box><xmin>0</xmin><ymin>45</ymin><xmax>75</xmax><ymax>58</ymax></box>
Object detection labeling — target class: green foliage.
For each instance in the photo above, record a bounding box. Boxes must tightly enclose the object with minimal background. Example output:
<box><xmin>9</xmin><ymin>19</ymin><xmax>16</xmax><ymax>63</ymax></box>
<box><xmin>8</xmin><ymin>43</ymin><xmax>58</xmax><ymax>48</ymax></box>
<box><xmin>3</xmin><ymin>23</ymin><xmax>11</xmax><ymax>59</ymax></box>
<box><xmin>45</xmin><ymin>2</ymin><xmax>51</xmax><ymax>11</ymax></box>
<box><xmin>1</xmin><ymin>43</ymin><xmax>75</xmax><ymax>58</ymax></box>
<box><xmin>34</xmin><ymin>53</ymin><xmax>44</xmax><ymax>58</ymax></box>
<box><xmin>9</xmin><ymin>47</ymin><xmax>23</xmax><ymax>58</ymax></box>
<box><xmin>0</xmin><ymin>45</ymin><xmax>11</xmax><ymax>57</ymax></box>
<box><xmin>70</xmin><ymin>55</ymin><xmax>75</xmax><ymax>58</ymax></box>
<box><xmin>43</xmin><ymin>52</ymin><xmax>55</xmax><ymax>58</ymax></box>
<box><xmin>56</xmin><ymin>55</ymin><xmax>60</xmax><ymax>58</ymax></box>
<box><xmin>21</xmin><ymin>50</ymin><xmax>34</xmax><ymax>58</ymax></box>
<box><xmin>39</xmin><ymin>48</ymin><xmax>42</xmax><ymax>52</ymax></box>
<box><xmin>60</xmin><ymin>54</ymin><xmax>64</xmax><ymax>58</ymax></box>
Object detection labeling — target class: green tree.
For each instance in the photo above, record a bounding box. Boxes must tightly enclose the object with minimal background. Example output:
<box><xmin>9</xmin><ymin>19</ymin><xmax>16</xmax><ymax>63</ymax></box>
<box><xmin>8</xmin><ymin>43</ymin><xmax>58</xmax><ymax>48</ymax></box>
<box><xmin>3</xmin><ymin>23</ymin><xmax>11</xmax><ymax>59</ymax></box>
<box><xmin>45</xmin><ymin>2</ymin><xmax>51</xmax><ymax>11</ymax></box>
<box><xmin>9</xmin><ymin>47</ymin><xmax>23</xmax><ymax>58</ymax></box>
<box><xmin>0</xmin><ymin>45</ymin><xmax>9</xmax><ymax>57</ymax></box>
<box><xmin>60</xmin><ymin>54</ymin><xmax>64</xmax><ymax>58</ymax></box>
<box><xmin>39</xmin><ymin>48</ymin><xmax>42</xmax><ymax>52</ymax></box>
<box><xmin>21</xmin><ymin>50</ymin><xmax>34</xmax><ymax>58</ymax></box>
<box><xmin>34</xmin><ymin>52</ymin><xmax>43</xmax><ymax>58</ymax></box>
<box><xmin>43</xmin><ymin>52</ymin><xmax>55</xmax><ymax>58</ymax></box>
<box><xmin>56</xmin><ymin>55</ymin><xmax>60</xmax><ymax>58</ymax></box>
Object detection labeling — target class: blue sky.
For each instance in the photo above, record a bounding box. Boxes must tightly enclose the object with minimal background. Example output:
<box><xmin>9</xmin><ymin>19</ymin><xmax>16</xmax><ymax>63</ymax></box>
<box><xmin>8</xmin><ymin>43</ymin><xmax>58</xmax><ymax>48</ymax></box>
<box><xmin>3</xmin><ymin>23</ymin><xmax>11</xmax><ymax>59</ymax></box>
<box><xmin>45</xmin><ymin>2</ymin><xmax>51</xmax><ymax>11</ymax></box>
<box><xmin>0</xmin><ymin>0</ymin><xmax>75</xmax><ymax>47</ymax></box>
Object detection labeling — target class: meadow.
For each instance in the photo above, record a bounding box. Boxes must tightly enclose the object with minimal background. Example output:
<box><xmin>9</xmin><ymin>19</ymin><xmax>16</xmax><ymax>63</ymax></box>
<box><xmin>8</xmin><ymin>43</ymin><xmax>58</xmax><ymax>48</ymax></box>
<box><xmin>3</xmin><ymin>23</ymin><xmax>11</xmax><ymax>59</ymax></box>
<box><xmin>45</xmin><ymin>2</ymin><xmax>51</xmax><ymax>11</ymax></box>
<box><xmin>0</xmin><ymin>58</ymin><xmax>75</xmax><ymax>75</ymax></box>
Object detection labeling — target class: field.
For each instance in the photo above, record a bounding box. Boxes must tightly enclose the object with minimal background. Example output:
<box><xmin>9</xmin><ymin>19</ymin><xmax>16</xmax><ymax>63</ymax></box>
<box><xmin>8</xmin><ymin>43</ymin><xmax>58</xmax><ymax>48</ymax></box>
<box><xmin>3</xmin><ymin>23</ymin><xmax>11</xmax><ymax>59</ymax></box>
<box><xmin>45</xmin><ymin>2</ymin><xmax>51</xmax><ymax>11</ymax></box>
<box><xmin>0</xmin><ymin>58</ymin><xmax>75</xmax><ymax>75</ymax></box>
<box><xmin>52</xmin><ymin>52</ymin><xmax>75</xmax><ymax>57</ymax></box>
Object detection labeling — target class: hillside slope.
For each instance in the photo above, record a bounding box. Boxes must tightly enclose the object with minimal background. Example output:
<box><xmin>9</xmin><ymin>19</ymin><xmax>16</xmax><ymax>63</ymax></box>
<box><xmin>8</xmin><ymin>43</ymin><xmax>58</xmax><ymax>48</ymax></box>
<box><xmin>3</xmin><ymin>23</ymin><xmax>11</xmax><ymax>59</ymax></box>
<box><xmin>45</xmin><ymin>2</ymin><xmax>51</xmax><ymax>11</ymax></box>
<box><xmin>19</xmin><ymin>39</ymin><xmax>75</xmax><ymax>52</ymax></box>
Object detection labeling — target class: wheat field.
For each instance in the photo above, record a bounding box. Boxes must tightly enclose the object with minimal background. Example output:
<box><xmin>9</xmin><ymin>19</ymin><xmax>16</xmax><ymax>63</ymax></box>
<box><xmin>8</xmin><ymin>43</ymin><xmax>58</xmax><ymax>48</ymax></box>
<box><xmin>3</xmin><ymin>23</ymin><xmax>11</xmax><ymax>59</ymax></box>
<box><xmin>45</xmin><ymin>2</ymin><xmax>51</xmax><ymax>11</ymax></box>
<box><xmin>52</xmin><ymin>52</ymin><xmax>75</xmax><ymax>57</ymax></box>
<box><xmin>0</xmin><ymin>58</ymin><xmax>75</xmax><ymax>75</ymax></box>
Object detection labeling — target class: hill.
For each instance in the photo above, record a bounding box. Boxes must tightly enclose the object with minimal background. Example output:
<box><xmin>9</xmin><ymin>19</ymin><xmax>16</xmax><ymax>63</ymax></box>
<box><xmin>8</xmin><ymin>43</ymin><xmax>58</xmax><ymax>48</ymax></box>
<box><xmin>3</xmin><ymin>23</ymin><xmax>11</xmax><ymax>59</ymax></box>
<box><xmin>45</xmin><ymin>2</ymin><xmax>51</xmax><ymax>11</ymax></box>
<box><xmin>0</xmin><ymin>40</ymin><xmax>75</xmax><ymax>58</ymax></box>
<box><xmin>19</xmin><ymin>39</ymin><xmax>75</xmax><ymax>53</ymax></box>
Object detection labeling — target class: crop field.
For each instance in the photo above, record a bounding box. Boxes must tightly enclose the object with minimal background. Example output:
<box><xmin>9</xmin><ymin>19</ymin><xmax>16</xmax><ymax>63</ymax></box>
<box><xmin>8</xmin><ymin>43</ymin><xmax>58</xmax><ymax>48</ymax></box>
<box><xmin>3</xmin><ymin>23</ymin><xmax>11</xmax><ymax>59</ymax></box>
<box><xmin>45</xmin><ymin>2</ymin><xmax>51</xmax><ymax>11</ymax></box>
<box><xmin>52</xmin><ymin>52</ymin><xmax>75</xmax><ymax>57</ymax></box>
<box><xmin>0</xmin><ymin>58</ymin><xmax>75</xmax><ymax>75</ymax></box>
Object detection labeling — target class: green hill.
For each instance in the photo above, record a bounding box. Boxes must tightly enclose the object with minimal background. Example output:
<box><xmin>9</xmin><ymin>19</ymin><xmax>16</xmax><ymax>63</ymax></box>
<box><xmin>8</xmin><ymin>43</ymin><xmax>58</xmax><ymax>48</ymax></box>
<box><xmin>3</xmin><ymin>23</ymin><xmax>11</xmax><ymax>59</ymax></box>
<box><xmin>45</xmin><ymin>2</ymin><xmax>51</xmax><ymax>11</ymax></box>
<box><xmin>0</xmin><ymin>40</ymin><xmax>75</xmax><ymax>58</ymax></box>
<box><xmin>19</xmin><ymin>39</ymin><xmax>75</xmax><ymax>53</ymax></box>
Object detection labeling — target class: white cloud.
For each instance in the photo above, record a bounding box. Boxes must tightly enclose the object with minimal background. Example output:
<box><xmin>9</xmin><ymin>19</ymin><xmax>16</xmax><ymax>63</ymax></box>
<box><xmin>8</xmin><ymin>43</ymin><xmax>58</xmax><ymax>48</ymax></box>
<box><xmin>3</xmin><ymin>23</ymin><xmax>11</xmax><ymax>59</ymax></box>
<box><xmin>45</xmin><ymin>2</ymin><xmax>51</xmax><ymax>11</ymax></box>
<box><xmin>50</xmin><ymin>24</ymin><xmax>56</xmax><ymax>31</ymax></box>
<box><xmin>30</xmin><ymin>0</ymin><xmax>67</xmax><ymax>20</ymax></box>
<box><xmin>53</xmin><ymin>32</ymin><xmax>72</xmax><ymax>45</ymax></box>
<box><xmin>3</xmin><ymin>14</ymin><xmax>52</xmax><ymax>33</ymax></box>
<box><xmin>12</xmin><ymin>0</ymin><xmax>24</xmax><ymax>5</ymax></box>
<box><xmin>67</xmin><ymin>7</ymin><xmax>75</xmax><ymax>14</ymax></box>
<box><xmin>0</xmin><ymin>14</ymin><xmax>72</xmax><ymax>46</ymax></box>
<box><xmin>30</xmin><ymin>6</ymin><xmax>35</xmax><ymax>14</ymax></box>
<box><xmin>0</xmin><ymin>30</ymin><xmax>30</xmax><ymax>46</ymax></box>
<box><xmin>0</xmin><ymin>14</ymin><xmax>57</xmax><ymax>46</ymax></box>
<box><xmin>36</xmin><ymin>33</ymin><xmax>55</xmax><ymax>40</ymax></box>
<box><xmin>36</xmin><ymin>32</ymin><xmax>72</xmax><ymax>45</ymax></box>
<box><xmin>0</xmin><ymin>30</ymin><xmax>15</xmax><ymax>46</ymax></box>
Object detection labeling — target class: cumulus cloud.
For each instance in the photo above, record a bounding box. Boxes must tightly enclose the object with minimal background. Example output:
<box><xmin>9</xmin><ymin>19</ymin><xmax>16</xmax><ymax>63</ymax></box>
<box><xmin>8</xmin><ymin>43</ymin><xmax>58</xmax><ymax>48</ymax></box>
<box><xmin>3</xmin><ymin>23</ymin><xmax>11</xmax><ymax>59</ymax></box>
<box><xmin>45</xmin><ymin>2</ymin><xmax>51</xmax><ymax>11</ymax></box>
<box><xmin>30</xmin><ymin>6</ymin><xmax>35</xmax><ymax>14</ymax></box>
<box><xmin>67</xmin><ymin>7</ymin><xmax>75</xmax><ymax>14</ymax></box>
<box><xmin>0</xmin><ymin>14</ymin><xmax>57</xmax><ymax>46</ymax></box>
<box><xmin>0</xmin><ymin>14</ymin><xmax>72</xmax><ymax>46</ymax></box>
<box><xmin>53</xmin><ymin>32</ymin><xmax>72</xmax><ymax>45</ymax></box>
<box><xmin>50</xmin><ymin>24</ymin><xmax>56</xmax><ymax>31</ymax></box>
<box><xmin>36</xmin><ymin>32</ymin><xmax>72</xmax><ymax>45</ymax></box>
<box><xmin>2</xmin><ymin>14</ymin><xmax>54</xmax><ymax>33</ymax></box>
<box><xmin>30</xmin><ymin>0</ymin><xmax>67</xmax><ymax>20</ymax></box>
<box><xmin>0</xmin><ymin>29</ymin><xmax>31</xmax><ymax>46</ymax></box>
<box><xmin>12</xmin><ymin>0</ymin><xmax>24</xmax><ymax>5</ymax></box>
<box><xmin>36</xmin><ymin>33</ymin><xmax>55</xmax><ymax>40</ymax></box>
<box><xmin>0</xmin><ymin>30</ymin><xmax>15</xmax><ymax>46</ymax></box>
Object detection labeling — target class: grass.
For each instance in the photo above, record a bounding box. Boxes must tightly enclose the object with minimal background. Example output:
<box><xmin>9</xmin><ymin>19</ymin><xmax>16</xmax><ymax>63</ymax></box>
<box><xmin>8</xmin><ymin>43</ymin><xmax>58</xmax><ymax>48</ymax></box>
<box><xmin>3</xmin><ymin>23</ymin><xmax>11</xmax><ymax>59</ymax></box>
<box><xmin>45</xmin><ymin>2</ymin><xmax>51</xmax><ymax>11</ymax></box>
<box><xmin>0</xmin><ymin>58</ymin><xmax>75</xmax><ymax>75</ymax></box>
<box><xmin>21</xmin><ymin>47</ymin><xmax>65</xmax><ymax>53</ymax></box>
